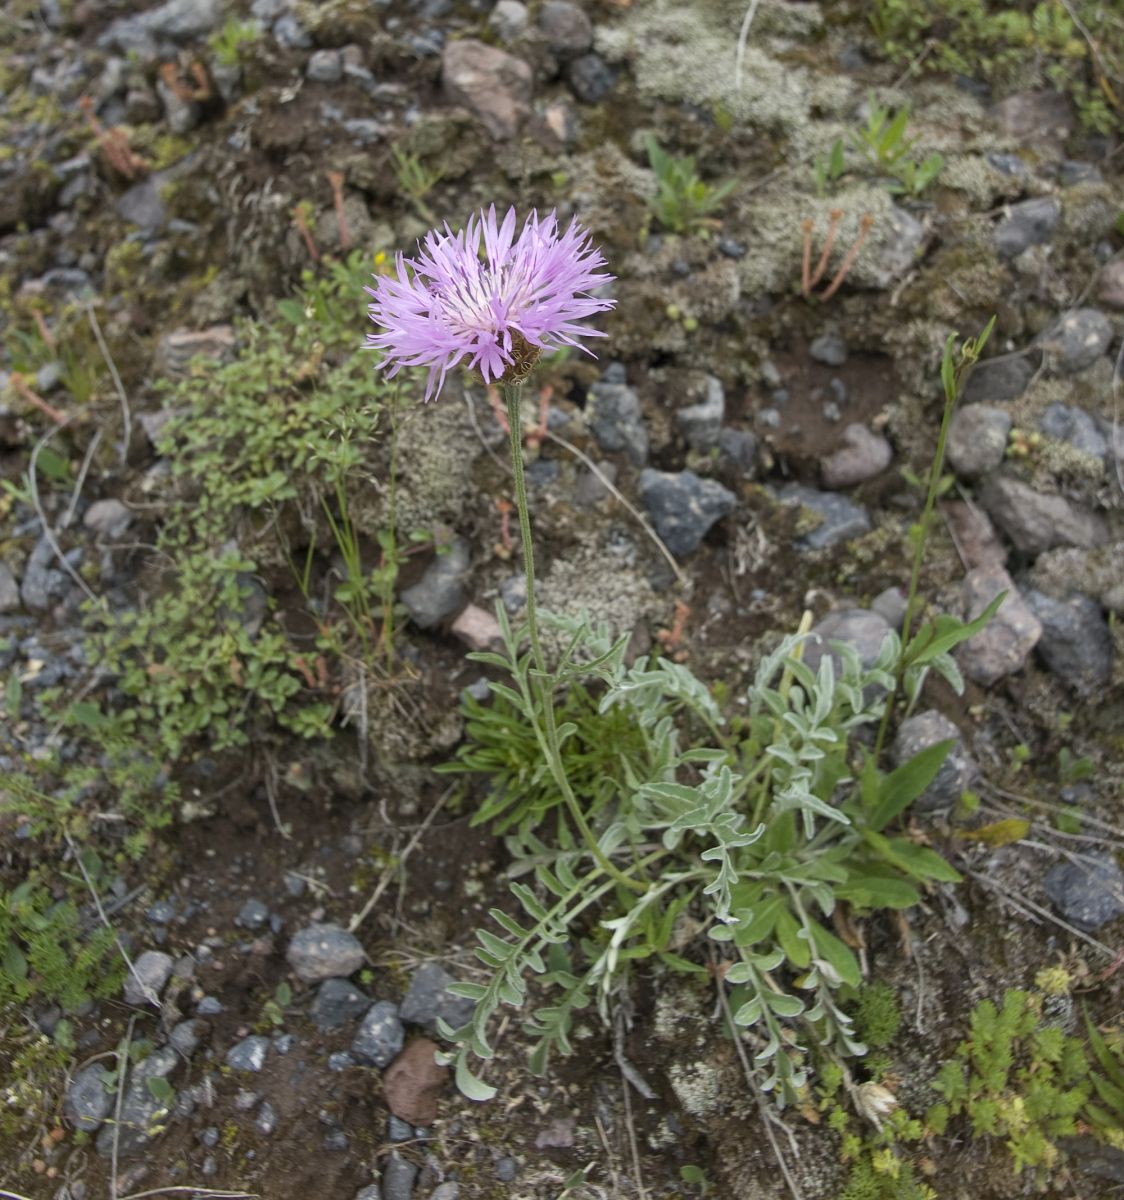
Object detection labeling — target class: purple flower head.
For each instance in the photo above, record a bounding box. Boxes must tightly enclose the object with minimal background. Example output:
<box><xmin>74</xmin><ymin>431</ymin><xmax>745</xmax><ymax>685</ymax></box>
<box><xmin>365</xmin><ymin>205</ymin><xmax>615</xmax><ymax>402</ymax></box>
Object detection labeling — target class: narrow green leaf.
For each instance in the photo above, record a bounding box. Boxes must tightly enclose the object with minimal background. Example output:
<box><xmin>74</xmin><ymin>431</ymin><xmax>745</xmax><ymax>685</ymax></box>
<box><xmin>868</xmin><ymin>740</ymin><xmax>954</xmax><ymax>831</ymax></box>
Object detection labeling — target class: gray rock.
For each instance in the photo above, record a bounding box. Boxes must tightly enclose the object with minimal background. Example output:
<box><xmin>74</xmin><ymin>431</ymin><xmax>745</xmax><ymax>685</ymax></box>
<box><xmin>95</xmin><ymin>1049</ymin><xmax>177</xmax><ymax>1157</ymax></box>
<box><xmin>993</xmin><ymin>90</ymin><xmax>1073</xmax><ymax>142</ymax></box>
<box><xmin>307</xmin><ymin>49</ymin><xmax>343</xmax><ymax>83</ymax></box>
<box><xmin>893</xmin><ymin>711</ymin><xmax>976</xmax><ymax>812</ymax></box>
<box><xmin>0</xmin><ymin>563</ymin><xmax>19</xmax><ymax>613</ymax></box>
<box><xmin>352</xmin><ymin>1000</ymin><xmax>406</xmax><ymax>1067</ymax></box>
<box><xmin>310</xmin><ymin>978</ymin><xmax>370</xmax><ymax>1031</ymax></box>
<box><xmin>442</xmin><ymin>39</ymin><xmax>532</xmax><ymax>139</ymax></box>
<box><xmin>234</xmin><ymin>1089</ymin><xmax>260</xmax><ymax>1110</ymax></box>
<box><xmin>539</xmin><ymin>0</ymin><xmax>592</xmax><ymax>54</ymax></box>
<box><xmin>868</xmin><ymin>205</ymin><xmax>924</xmax><ymax>286</ymax></box>
<box><xmin>567</xmin><ymin>53</ymin><xmax>615</xmax><ymax>103</ymax></box>
<box><xmin>979</xmin><ymin>476</ymin><xmax>1108</xmax><ymax>557</ymax></box>
<box><xmin>124</xmin><ymin>950</ymin><xmax>175</xmax><ymax>1005</ymax></box>
<box><xmin>169</xmin><ymin>1019</ymin><xmax>202</xmax><ymax>1057</ymax></box>
<box><xmin>1024</xmin><ymin>589</ymin><xmax>1112</xmax><ymax>695</ymax></box>
<box><xmin>65</xmin><ymin>1065</ymin><xmax>113</xmax><ymax>1132</ymax></box>
<box><xmin>400</xmin><ymin>538</ymin><xmax>471</xmax><ymax>629</ymax></box>
<box><xmin>821</xmin><ymin>423</ymin><xmax>892</xmax><ymax>487</ymax></box>
<box><xmin>586</xmin><ymin>378</ymin><xmax>648</xmax><ymax>465</ymax></box>
<box><xmin>637</xmin><ymin>469</ymin><xmax>736</xmax><ymax>558</ymax></box>
<box><xmin>146</xmin><ymin>900</ymin><xmax>176</xmax><ymax>924</ymax></box>
<box><xmin>716</xmin><ymin>426</ymin><xmax>756</xmax><ymax>474</ymax></box>
<box><xmin>116</xmin><ymin>177</ymin><xmax>166</xmax><ymax>235</ymax></box>
<box><xmin>235</xmin><ymin>898</ymin><xmax>269</xmax><ymax>930</ymax></box>
<box><xmin>83</xmin><ymin>499</ymin><xmax>133</xmax><ymax>537</ymax></box>
<box><xmin>155</xmin><ymin>78</ymin><xmax>200</xmax><ymax>134</ymax></box>
<box><xmin>871</xmin><ymin>586</ymin><xmax>908</xmax><ymax>630</ymax></box>
<box><xmin>489</xmin><ymin>0</ymin><xmax>528</xmax><ymax>42</ymax></box>
<box><xmin>328</xmin><ymin>1051</ymin><xmax>356</xmax><ymax>1071</ymax></box>
<box><xmin>273</xmin><ymin>13</ymin><xmax>312</xmax><ymax>48</ymax></box>
<box><xmin>1039</xmin><ymin>403</ymin><xmax>1108</xmax><ymax>459</ymax></box>
<box><xmin>496</xmin><ymin>1157</ymin><xmax>519</xmax><ymax>1182</ymax></box>
<box><xmin>382</xmin><ymin>1152</ymin><xmax>418</xmax><ymax>1200</ymax></box>
<box><xmin>197</xmin><ymin>995</ymin><xmax>223</xmax><ymax>1015</ymax></box>
<box><xmin>226</xmin><ymin>1035</ymin><xmax>269</xmax><ymax>1073</ymax></box>
<box><xmin>1099</xmin><ymin>259</ymin><xmax>1124</xmax><ymax>310</ymax></box>
<box><xmin>100</xmin><ymin>0</ymin><xmax>223</xmax><ymax>54</ymax></box>
<box><xmin>962</xmin><ymin>357</ymin><xmax>1033</xmax><ymax>404</ymax></box>
<box><xmin>211</xmin><ymin>60</ymin><xmax>241</xmax><ymax>103</ymax></box>
<box><xmin>778</xmin><ymin>483</ymin><xmax>871</xmax><ymax>550</ymax></box>
<box><xmin>809</xmin><ymin>334</ymin><xmax>848</xmax><ymax>366</ymax></box>
<box><xmin>959</xmin><ymin>565</ymin><xmax>1041</xmax><ymax>685</ymax></box>
<box><xmin>399</xmin><ymin>962</ymin><xmax>475</xmax><ymax>1032</ymax></box>
<box><xmin>20</xmin><ymin>536</ymin><xmax>56</xmax><ymax>612</ymax></box>
<box><xmin>676</xmin><ymin>375</ymin><xmax>725</xmax><ymax>451</ymax></box>
<box><xmin>946</xmin><ymin>405</ymin><xmax>1011</xmax><ymax>478</ymax></box>
<box><xmin>802</xmin><ymin>608</ymin><xmax>892</xmax><ymax>676</ymax></box>
<box><xmin>993</xmin><ymin>197</ymin><xmax>1060</xmax><ymax>259</ymax></box>
<box><xmin>430</xmin><ymin>1186</ymin><xmax>460</xmax><ymax>1200</ymax></box>
<box><xmin>987</xmin><ymin>152</ymin><xmax>1028</xmax><ymax>178</ymax></box>
<box><xmin>1036</xmin><ymin>308</ymin><xmax>1113</xmax><ymax>375</ymax></box>
<box><xmin>256</xmin><ymin>1101</ymin><xmax>278</xmax><ymax>1135</ymax></box>
<box><xmin>499</xmin><ymin>573</ymin><xmax>527</xmax><ymax>614</ymax></box>
<box><xmin>387</xmin><ymin>1115</ymin><xmax>414</xmax><ymax>1141</ymax></box>
<box><xmin>288</xmin><ymin>923</ymin><xmax>366</xmax><ymax>983</ymax></box>
<box><xmin>1044</xmin><ymin>854</ymin><xmax>1124</xmax><ymax>932</ymax></box>
<box><xmin>1060</xmin><ymin>161</ymin><xmax>1102</xmax><ymax>186</ymax></box>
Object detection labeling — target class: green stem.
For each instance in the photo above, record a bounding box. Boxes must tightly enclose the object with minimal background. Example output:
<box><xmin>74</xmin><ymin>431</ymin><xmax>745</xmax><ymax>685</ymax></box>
<box><xmin>503</xmin><ymin>384</ymin><xmax>647</xmax><ymax>895</ymax></box>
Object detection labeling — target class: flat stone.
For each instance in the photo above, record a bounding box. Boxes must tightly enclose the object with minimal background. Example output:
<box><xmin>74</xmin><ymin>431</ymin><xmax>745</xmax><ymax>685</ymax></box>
<box><xmin>226</xmin><ymin>1035</ymin><xmax>270</xmax><ymax>1073</ymax></box>
<box><xmin>867</xmin><ymin>205</ymin><xmax>924</xmax><ymax>287</ymax></box>
<box><xmin>113</xmin><ymin>178</ymin><xmax>165</xmax><ymax>236</ymax></box>
<box><xmin>442</xmin><ymin>39</ymin><xmax>532</xmax><ymax>139</ymax></box>
<box><xmin>450</xmin><ymin>603</ymin><xmax>502</xmax><ymax>652</ymax></box>
<box><xmin>717</xmin><ymin>427</ymin><xmax>758</xmax><ymax>478</ymax></box>
<box><xmin>803</xmin><ymin>608</ymin><xmax>892</xmax><ymax>677</ymax></box>
<box><xmin>399</xmin><ymin>961</ymin><xmax>474</xmax><ymax>1032</ymax></box>
<box><xmin>1036</xmin><ymin>308</ymin><xmax>1113</xmax><ymax>375</ymax></box>
<box><xmin>809</xmin><ymin>334</ymin><xmax>848</xmax><ymax>366</ymax></box>
<box><xmin>489</xmin><ymin>0</ymin><xmax>528</xmax><ymax>42</ymax></box>
<box><xmin>1039</xmin><ymin>403</ymin><xmax>1108</xmax><ymax>460</ymax></box>
<box><xmin>287</xmin><ymin>924</ymin><xmax>366</xmax><ymax>983</ymax></box>
<box><xmin>992</xmin><ymin>90</ymin><xmax>1074</xmax><ymax>143</ymax></box>
<box><xmin>124</xmin><ymin>950</ymin><xmax>175</xmax><ymax>1006</ymax></box>
<box><xmin>979</xmin><ymin>476</ymin><xmax>1108</xmax><ymax>557</ymax></box>
<box><xmin>307</xmin><ymin>49</ymin><xmax>342</xmax><ymax>83</ymax></box>
<box><xmin>381</xmin><ymin>1152</ymin><xmax>418</xmax><ymax>1200</ymax></box>
<box><xmin>94</xmin><ymin>1049</ymin><xmax>177</xmax><ymax>1157</ymax></box>
<box><xmin>567</xmin><ymin>53</ymin><xmax>615</xmax><ymax>103</ymax></box>
<box><xmin>1098</xmin><ymin>259</ymin><xmax>1124</xmax><ymax>309</ymax></box>
<box><xmin>942</xmin><ymin>500</ymin><xmax>1007</xmax><ymax>569</ymax></box>
<box><xmin>235</xmin><ymin>898</ymin><xmax>269</xmax><ymax>930</ymax></box>
<box><xmin>0</xmin><ymin>563</ymin><xmax>20</xmax><ymax>613</ymax></box>
<box><xmin>871</xmin><ymin>586</ymin><xmax>908</xmax><ymax>630</ymax></box>
<box><xmin>1044</xmin><ymin>854</ymin><xmax>1124</xmax><ymax>932</ymax></box>
<box><xmin>310</xmin><ymin>978</ymin><xmax>371</xmax><ymax>1031</ymax></box>
<box><xmin>820</xmin><ymin>423</ymin><xmax>893</xmax><ymax>487</ymax></box>
<box><xmin>538</xmin><ymin>1</ymin><xmax>592</xmax><ymax>55</ymax></box>
<box><xmin>993</xmin><ymin>197</ymin><xmax>1060</xmax><ymax>259</ymax></box>
<box><xmin>946</xmin><ymin>405</ymin><xmax>1011</xmax><ymax>478</ymax></box>
<box><xmin>383</xmin><ymin>1039</ymin><xmax>448</xmax><ymax>1125</ymax></box>
<box><xmin>637</xmin><ymin>469</ymin><xmax>736</xmax><ymax>558</ymax></box>
<box><xmin>83</xmin><ymin>498</ymin><xmax>133</xmax><ymax>537</ymax></box>
<box><xmin>65</xmin><ymin>1065</ymin><xmax>113</xmax><ymax>1132</ymax></box>
<box><xmin>961</xmin><ymin>357</ymin><xmax>1033</xmax><ymax>404</ymax></box>
<box><xmin>1024</xmin><ymin>588</ymin><xmax>1113</xmax><ymax>695</ymax></box>
<box><xmin>352</xmin><ymin>1000</ymin><xmax>406</xmax><ymax>1068</ymax></box>
<box><xmin>256</xmin><ymin>1101</ymin><xmax>278</xmax><ymax>1135</ymax></box>
<box><xmin>168</xmin><ymin>1019</ymin><xmax>202</xmax><ymax>1057</ymax></box>
<box><xmin>400</xmin><ymin>538</ymin><xmax>471</xmax><ymax>629</ymax></box>
<box><xmin>959</xmin><ymin>565</ymin><xmax>1041</xmax><ymax>685</ymax></box>
<box><xmin>779</xmin><ymin>483</ymin><xmax>871</xmax><ymax>550</ymax></box>
<box><xmin>893</xmin><ymin>710</ymin><xmax>976</xmax><ymax>812</ymax></box>
<box><xmin>675</xmin><ymin>375</ymin><xmax>725</xmax><ymax>451</ymax></box>
<box><xmin>586</xmin><ymin>377</ymin><xmax>648</xmax><ymax>465</ymax></box>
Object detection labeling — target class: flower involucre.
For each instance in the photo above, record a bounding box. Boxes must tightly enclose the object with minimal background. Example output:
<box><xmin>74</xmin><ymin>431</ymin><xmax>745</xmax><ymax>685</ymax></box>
<box><xmin>365</xmin><ymin>205</ymin><xmax>615</xmax><ymax>402</ymax></box>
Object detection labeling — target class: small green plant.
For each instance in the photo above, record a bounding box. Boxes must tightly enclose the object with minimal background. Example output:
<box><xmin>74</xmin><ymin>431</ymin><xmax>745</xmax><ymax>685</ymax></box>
<box><xmin>869</xmin><ymin>0</ymin><xmax>1122</xmax><ymax>134</ymax></box>
<box><xmin>391</xmin><ymin>145</ymin><xmax>444</xmax><ymax>225</ymax></box>
<box><xmin>643</xmin><ymin>135</ymin><xmax>734</xmax><ymax>236</ymax></box>
<box><xmin>814</xmin><ymin>137</ymin><xmax>848</xmax><ymax>197</ymax></box>
<box><xmin>850</xmin><ymin>982</ymin><xmax>903</xmax><ymax>1050</ymax></box>
<box><xmin>1</xmin><ymin>869</ymin><xmax>124</xmax><ymax>1011</ymax></box>
<box><xmin>208</xmin><ymin>15</ymin><xmax>258</xmax><ymax>67</ymax></box>
<box><xmin>679</xmin><ymin>1164</ymin><xmax>711</xmax><ymax>1194</ymax></box>
<box><xmin>261</xmin><ymin>980</ymin><xmax>292</xmax><ymax>1027</ymax></box>
<box><xmin>852</xmin><ymin>93</ymin><xmax>944</xmax><ymax>197</ymax></box>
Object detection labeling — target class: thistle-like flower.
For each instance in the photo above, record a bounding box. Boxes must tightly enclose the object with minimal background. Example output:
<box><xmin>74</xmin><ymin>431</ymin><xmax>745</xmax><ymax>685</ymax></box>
<box><xmin>365</xmin><ymin>205</ymin><xmax>615</xmax><ymax>402</ymax></box>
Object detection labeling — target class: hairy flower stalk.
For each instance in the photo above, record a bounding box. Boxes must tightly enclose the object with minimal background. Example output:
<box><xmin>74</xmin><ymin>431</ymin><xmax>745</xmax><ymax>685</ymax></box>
<box><xmin>367</xmin><ymin>206</ymin><xmax>644</xmax><ymax>891</ymax></box>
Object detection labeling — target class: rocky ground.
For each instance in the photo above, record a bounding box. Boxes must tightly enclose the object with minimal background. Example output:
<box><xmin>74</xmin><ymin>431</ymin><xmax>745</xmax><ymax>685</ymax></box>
<box><xmin>1</xmin><ymin>0</ymin><xmax>1123</xmax><ymax>1198</ymax></box>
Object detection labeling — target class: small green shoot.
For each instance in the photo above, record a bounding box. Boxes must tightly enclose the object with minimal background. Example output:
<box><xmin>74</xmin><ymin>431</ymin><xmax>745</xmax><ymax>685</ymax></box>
<box><xmin>644</xmin><ymin>135</ymin><xmax>734</xmax><ymax>236</ymax></box>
